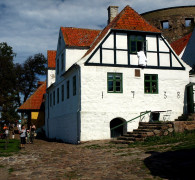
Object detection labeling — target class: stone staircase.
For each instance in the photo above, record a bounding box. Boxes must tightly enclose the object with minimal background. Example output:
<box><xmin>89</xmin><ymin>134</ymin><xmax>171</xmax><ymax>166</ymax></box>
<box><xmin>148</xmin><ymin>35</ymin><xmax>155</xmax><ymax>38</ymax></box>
<box><xmin>112</xmin><ymin>121</ymin><xmax>174</xmax><ymax>144</ymax></box>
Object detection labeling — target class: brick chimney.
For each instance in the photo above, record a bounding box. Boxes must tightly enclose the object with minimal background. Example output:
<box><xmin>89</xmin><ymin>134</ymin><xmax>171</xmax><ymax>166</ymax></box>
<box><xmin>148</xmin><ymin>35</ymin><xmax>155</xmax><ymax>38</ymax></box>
<box><xmin>107</xmin><ymin>6</ymin><xmax>119</xmax><ymax>24</ymax></box>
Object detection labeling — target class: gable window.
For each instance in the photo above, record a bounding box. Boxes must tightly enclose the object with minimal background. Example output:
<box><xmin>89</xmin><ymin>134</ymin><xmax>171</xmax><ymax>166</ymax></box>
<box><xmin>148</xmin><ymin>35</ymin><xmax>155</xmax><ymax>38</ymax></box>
<box><xmin>107</xmin><ymin>73</ymin><xmax>123</xmax><ymax>93</ymax></box>
<box><xmin>185</xmin><ymin>18</ymin><xmax>194</xmax><ymax>27</ymax></box>
<box><xmin>53</xmin><ymin>91</ymin><xmax>55</xmax><ymax>105</ymax></box>
<box><xmin>50</xmin><ymin>93</ymin><xmax>52</xmax><ymax>107</ymax></box>
<box><xmin>144</xmin><ymin>74</ymin><xmax>158</xmax><ymax>94</ymax></box>
<box><xmin>129</xmin><ymin>35</ymin><xmax>145</xmax><ymax>54</ymax></box>
<box><xmin>67</xmin><ymin>80</ymin><xmax>69</xmax><ymax>99</ymax></box>
<box><xmin>57</xmin><ymin>58</ymin><xmax>59</xmax><ymax>75</ymax></box>
<box><xmin>61</xmin><ymin>84</ymin><xmax>64</xmax><ymax>101</ymax></box>
<box><xmin>57</xmin><ymin>88</ymin><xmax>59</xmax><ymax>104</ymax></box>
<box><xmin>161</xmin><ymin>20</ymin><xmax>169</xmax><ymax>29</ymax></box>
<box><xmin>73</xmin><ymin>76</ymin><xmax>76</xmax><ymax>96</ymax></box>
<box><xmin>61</xmin><ymin>53</ymin><xmax>64</xmax><ymax>71</ymax></box>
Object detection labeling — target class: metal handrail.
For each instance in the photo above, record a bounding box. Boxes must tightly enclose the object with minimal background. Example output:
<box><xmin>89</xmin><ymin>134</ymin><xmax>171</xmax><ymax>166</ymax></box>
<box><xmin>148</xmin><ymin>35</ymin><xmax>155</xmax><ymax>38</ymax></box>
<box><xmin>110</xmin><ymin>110</ymin><xmax>151</xmax><ymax>131</ymax></box>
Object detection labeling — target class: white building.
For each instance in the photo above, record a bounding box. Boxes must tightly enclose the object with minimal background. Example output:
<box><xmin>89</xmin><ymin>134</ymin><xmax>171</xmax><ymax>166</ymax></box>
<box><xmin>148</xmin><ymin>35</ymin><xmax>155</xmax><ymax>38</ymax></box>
<box><xmin>45</xmin><ymin>6</ymin><xmax>191</xmax><ymax>144</ymax></box>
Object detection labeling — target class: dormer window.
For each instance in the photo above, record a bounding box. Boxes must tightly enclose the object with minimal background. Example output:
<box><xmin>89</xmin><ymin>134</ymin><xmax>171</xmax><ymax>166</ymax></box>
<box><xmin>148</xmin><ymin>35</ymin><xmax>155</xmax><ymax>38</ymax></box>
<box><xmin>161</xmin><ymin>20</ymin><xmax>169</xmax><ymax>29</ymax></box>
<box><xmin>185</xmin><ymin>18</ymin><xmax>194</xmax><ymax>27</ymax></box>
<box><xmin>129</xmin><ymin>35</ymin><xmax>145</xmax><ymax>54</ymax></box>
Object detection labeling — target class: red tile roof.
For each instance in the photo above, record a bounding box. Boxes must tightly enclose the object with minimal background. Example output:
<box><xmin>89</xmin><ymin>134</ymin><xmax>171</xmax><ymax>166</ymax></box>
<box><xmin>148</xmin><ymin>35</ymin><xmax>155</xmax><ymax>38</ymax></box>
<box><xmin>84</xmin><ymin>5</ymin><xmax>161</xmax><ymax>57</ymax></box>
<box><xmin>47</xmin><ymin>50</ymin><xmax>56</xmax><ymax>68</ymax></box>
<box><xmin>170</xmin><ymin>33</ymin><xmax>192</xmax><ymax>55</ymax></box>
<box><xmin>61</xmin><ymin>27</ymin><xmax>101</xmax><ymax>47</ymax></box>
<box><xmin>18</xmin><ymin>82</ymin><xmax>46</xmax><ymax>111</ymax></box>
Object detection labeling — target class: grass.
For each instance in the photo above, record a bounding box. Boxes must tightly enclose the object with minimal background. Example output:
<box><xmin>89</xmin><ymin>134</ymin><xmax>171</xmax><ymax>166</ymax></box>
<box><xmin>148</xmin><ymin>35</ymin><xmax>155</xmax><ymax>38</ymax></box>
<box><xmin>128</xmin><ymin>130</ymin><xmax>195</xmax><ymax>151</ymax></box>
<box><xmin>0</xmin><ymin>139</ymin><xmax>20</xmax><ymax>157</ymax></box>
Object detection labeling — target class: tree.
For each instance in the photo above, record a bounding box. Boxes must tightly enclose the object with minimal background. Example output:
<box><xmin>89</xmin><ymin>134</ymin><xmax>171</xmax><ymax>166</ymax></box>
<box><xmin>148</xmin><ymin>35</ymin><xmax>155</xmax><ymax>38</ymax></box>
<box><xmin>15</xmin><ymin>53</ymin><xmax>47</xmax><ymax>106</ymax></box>
<box><xmin>0</xmin><ymin>42</ymin><xmax>47</xmax><ymax>124</ymax></box>
<box><xmin>0</xmin><ymin>42</ymin><xmax>18</xmax><ymax>123</ymax></box>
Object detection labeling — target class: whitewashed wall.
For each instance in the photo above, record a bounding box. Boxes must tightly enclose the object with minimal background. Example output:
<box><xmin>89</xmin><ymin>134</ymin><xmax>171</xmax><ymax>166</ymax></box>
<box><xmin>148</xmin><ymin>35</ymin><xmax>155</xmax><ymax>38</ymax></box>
<box><xmin>47</xmin><ymin>69</ymin><xmax>55</xmax><ymax>88</ymax></box>
<box><xmin>66</xmin><ymin>49</ymin><xmax>87</xmax><ymax>70</ymax></box>
<box><xmin>79</xmin><ymin>64</ymin><xmax>190</xmax><ymax>141</ymax></box>
<box><xmin>46</xmin><ymin>68</ymin><xmax>80</xmax><ymax>144</ymax></box>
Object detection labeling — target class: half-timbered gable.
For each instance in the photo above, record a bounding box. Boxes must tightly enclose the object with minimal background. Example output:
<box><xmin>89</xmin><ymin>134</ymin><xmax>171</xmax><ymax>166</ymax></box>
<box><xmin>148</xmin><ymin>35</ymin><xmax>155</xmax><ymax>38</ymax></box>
<box><xmin>84</xmin><ymin>6</ymin><xmax>184</xmax><ymax>70</ymax></box>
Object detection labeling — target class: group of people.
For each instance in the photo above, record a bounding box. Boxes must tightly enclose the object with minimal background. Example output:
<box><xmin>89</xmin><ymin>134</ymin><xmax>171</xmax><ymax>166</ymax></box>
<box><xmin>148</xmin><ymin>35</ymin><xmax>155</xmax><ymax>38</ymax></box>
<box><xmin>20</xmin><ymin>124</ymin><xmax>36</xmax><ymax>148</ymax></box>
<box><xmin>2</xmin><ymin>124</ymin><xmax>15</xmax><ymax>139</ymax></box>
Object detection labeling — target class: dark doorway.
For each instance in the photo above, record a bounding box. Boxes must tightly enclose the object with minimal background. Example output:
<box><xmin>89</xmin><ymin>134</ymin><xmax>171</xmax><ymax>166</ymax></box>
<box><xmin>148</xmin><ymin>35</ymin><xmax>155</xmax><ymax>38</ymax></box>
<box><xmin>110</xmin><ymin>118</ymin><xmax>126</xmax><ymax>138</ymax></box>
<box><xmin>187</xmin><ymin>83</ymin><xmax>195</xmax><ymax>113</ymax></box>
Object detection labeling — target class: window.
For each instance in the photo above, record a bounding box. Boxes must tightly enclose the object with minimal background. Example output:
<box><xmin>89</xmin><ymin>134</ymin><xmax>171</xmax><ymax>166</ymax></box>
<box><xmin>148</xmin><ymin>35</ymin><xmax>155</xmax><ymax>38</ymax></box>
<box><xmin>161</xmin><ymin>20</ymin><xmax>169</xmax><ymax>29</ymax></box>
<box><xmin>53</xmin><ymin>91</ymin><xmax>55</xmax><ymax>105</ymax></box>
<box><xmin>61</xmin><ymin>53</ymin><xmax>64</xmax><ymax>71</ymax></box>
<box><xmin>185</xmin><ymin>18</ymin><xmax>194</xmax><ymax>27</ymax></box>
<box><xmin>57</xmin><ymin>88</ymin><xmax>59</xmax><ymax>104</ymax></box>
<box><xmin>61</xmin><ymin>84</ymin><xmax>64</xmax><ymax>101</ymax></box>
<box><xmin>130</xmin><ymin>35</ymin><xmax>145</xmax><ymax>53</ymax></box>
<box><xmin>67</xmin><ymin>80</ymin><xmax>69</xmax><ymax>99</ymax></box>
<box><xmin>144</xmin><ymin>74</ymin><xmax>158</xmax><ymax>94</ymax></box>
<box><xmin>50</xmin><ymin>93</ymin><xmax>52</xmax><ymax>107</ymax></box>
<box><xmin>57</xmin><ymin>59</ymin><xmax>59</xmax><ymax>75</ymax></box>
<box><xmin>73</xmin><ymin>76</ymin><xmax>76</xmax><ymax>96</ymax></box>
<box><xmin>107</xmin><ymin>73</ymin><xmax>122</xmax><ymax>93</ymax></box>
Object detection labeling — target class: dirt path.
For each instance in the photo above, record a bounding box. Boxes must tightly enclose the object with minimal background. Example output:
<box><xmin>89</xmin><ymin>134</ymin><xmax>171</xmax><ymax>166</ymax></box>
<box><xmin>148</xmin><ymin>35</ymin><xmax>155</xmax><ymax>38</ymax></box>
<box><xmin>0</xmin><ymin>139</ymin><xmax>155</xmax><ymax>180</ymax></box>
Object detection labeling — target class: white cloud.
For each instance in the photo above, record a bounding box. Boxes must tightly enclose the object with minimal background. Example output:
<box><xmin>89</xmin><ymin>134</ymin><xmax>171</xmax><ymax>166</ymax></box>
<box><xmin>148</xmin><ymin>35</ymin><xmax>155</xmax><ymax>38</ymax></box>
<box><xmin>0</xmin><ymin>0</ymin><xmax>195</xmax><ymax>63</ymax></box>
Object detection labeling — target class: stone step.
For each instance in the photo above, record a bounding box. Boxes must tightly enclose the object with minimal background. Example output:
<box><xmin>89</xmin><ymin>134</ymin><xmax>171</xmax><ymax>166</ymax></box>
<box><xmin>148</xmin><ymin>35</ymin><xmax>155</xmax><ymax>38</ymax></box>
<box><xmin>138</xmin><ymin>125</ymin><xmax>162</xmax><ymax>130</ymax></box>
<box><xmin>139</xmin><ymin>122</ymin><xmax>172</xmax><ymax>126</ymax></box>
<box><xmin>114</xmin><ymin>119</ymin><xmax>176</xmax><ymax>144</ymax></box>
<box><xmin>133</xmin><ymin>129</ymin><xmax>155</xmax><ymax>133</ymax></box>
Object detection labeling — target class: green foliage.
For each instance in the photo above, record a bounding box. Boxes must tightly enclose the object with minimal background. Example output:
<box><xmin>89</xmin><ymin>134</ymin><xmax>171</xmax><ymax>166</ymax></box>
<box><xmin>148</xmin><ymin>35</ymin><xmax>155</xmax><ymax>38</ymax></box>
<box><xmin>0</xmin><ymin>42</ymin><xmax>19</xmax><ymax>123</ymax></box>
<box><xmin>15</xmin><ymin>53</ymin><xmax>47</xmax><ymax>105</ymax></box>
<box><xmin>0</xmin><ymin>139</ymin><xmax>20</xmax><ymax>157</ymax></box>
<box><xmin>0</xmin><ymin>42</ymin><xmax>46</xmax><ymax>123</ymax></box>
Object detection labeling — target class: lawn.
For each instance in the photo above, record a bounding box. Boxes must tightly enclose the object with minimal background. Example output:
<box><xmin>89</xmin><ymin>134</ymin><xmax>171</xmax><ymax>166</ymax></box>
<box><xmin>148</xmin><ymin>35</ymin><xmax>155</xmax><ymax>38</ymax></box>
<box><xmin>0</xmin><ymin>139</ymin><xmax>20</xmax><ymax>157</ymax></box>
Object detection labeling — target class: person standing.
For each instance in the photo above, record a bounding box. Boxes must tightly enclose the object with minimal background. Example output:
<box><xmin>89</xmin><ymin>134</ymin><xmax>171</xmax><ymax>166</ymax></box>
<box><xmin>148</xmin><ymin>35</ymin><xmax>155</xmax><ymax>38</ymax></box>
<box><xmin>20</xmin><ymin>125</ymin><xmax>26</xmax><ymax>148</ymax></box>
<box><xmin>30</xmin><ymin>124</ymin><xmax>36</xmax><ymax>144</ymax></box>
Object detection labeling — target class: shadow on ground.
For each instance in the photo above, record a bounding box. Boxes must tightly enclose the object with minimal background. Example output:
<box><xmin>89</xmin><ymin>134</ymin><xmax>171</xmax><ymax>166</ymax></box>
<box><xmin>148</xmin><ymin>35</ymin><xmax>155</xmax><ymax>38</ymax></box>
<box><xmin>144</xmin><ymin>148</ymin><xmax>195</xmax><ymax>179</ymax></box>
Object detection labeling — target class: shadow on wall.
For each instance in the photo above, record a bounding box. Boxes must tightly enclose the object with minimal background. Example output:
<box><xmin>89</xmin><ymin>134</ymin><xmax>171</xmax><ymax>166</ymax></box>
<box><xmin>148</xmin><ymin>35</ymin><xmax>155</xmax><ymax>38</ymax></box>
<box><xmin>144</xmin><ymin>149</ymin><xmax>195</xmax><ymax>179</ymax></box>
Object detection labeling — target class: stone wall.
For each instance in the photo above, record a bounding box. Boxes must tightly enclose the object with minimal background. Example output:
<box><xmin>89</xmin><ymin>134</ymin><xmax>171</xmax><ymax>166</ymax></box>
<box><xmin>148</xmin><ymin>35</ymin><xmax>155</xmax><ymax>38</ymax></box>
<box><xmin>173</xmin><ymin>121</ymin><xmax>195</xmax><ymax>132</ymax></box>
<box><xmin>141</xmin><ymin>6</ymin><xmax>195</xmax><ymax>43</ymax></box>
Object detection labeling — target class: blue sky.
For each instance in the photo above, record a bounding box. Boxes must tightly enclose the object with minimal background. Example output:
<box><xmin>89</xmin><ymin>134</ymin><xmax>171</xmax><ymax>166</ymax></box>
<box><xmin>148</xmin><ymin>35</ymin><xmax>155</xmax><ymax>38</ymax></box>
<box><xmin>0</xmin><ymin>0</ymin><xmax>195</xmax><ymax>64</ymax></box>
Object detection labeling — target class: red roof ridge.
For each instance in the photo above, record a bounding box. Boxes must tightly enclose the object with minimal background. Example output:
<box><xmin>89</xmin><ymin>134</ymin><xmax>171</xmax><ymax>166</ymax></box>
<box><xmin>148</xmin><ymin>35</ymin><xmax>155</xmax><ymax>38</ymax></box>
<box><xmin>18</xmin><ymin>81</ymin><xmax>46</xmax><ymax>111</ymax></box>
<box><xmin>61</xmin><ymin>27</ymin><xmax>101</xmax><ymax>31</ymax></box>
<box><xmin>83</xmin><ymin>5</ymin><xmax>161</xmax><ymax>58</ymax></box>
<box><xmin>171</xmin><ymin>32</ymin><xmax>192</xmax><ymax>55</ymax></box>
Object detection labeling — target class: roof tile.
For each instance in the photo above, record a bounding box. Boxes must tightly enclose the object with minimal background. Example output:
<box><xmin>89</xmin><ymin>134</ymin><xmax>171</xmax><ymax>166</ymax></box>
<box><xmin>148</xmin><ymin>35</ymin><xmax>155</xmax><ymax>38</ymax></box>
<box><xmin>171</xmin><ymin>33</ymin><xmax>192</xmax><ymax>55</ymax></box>
<box><xmin>47</xmin><ymin>50</ymin><xmax>56</xmax><ymax>68</ymax></box>
<box><xmin>84</xmin><ymin>5</ymin><xmax>161</xmax><ymax>57</ymax></box>
<box><xmin>61</xmin><ymin>27</ymin><xmax>101</xmax><ymax>47</ymax></box>
<box><xmin>18</xmin><ymin>82</ymin><xmax>46</xmax><ymax>111</ymax></box>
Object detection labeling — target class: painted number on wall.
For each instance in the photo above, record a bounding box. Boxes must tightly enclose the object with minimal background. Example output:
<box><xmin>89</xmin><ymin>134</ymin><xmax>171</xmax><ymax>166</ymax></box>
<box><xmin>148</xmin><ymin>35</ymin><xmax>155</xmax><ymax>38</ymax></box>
<box><xmin>177</xmin><ymin>92</ymin><xmax>180</xmax><ymax>99</ymax></box>
<box><xmin>164</xmin><ymin>91</ymin><xmax>167</xmax><ymax>99</ymax></box>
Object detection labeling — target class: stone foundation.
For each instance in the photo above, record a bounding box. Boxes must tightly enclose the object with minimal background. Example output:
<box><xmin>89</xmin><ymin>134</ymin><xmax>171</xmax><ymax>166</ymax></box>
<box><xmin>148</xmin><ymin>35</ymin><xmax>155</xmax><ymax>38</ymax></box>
<box><xmin>173</xmin><ymin>121</ymin><xmax>195</xmax><ymax>133</ymax></box>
